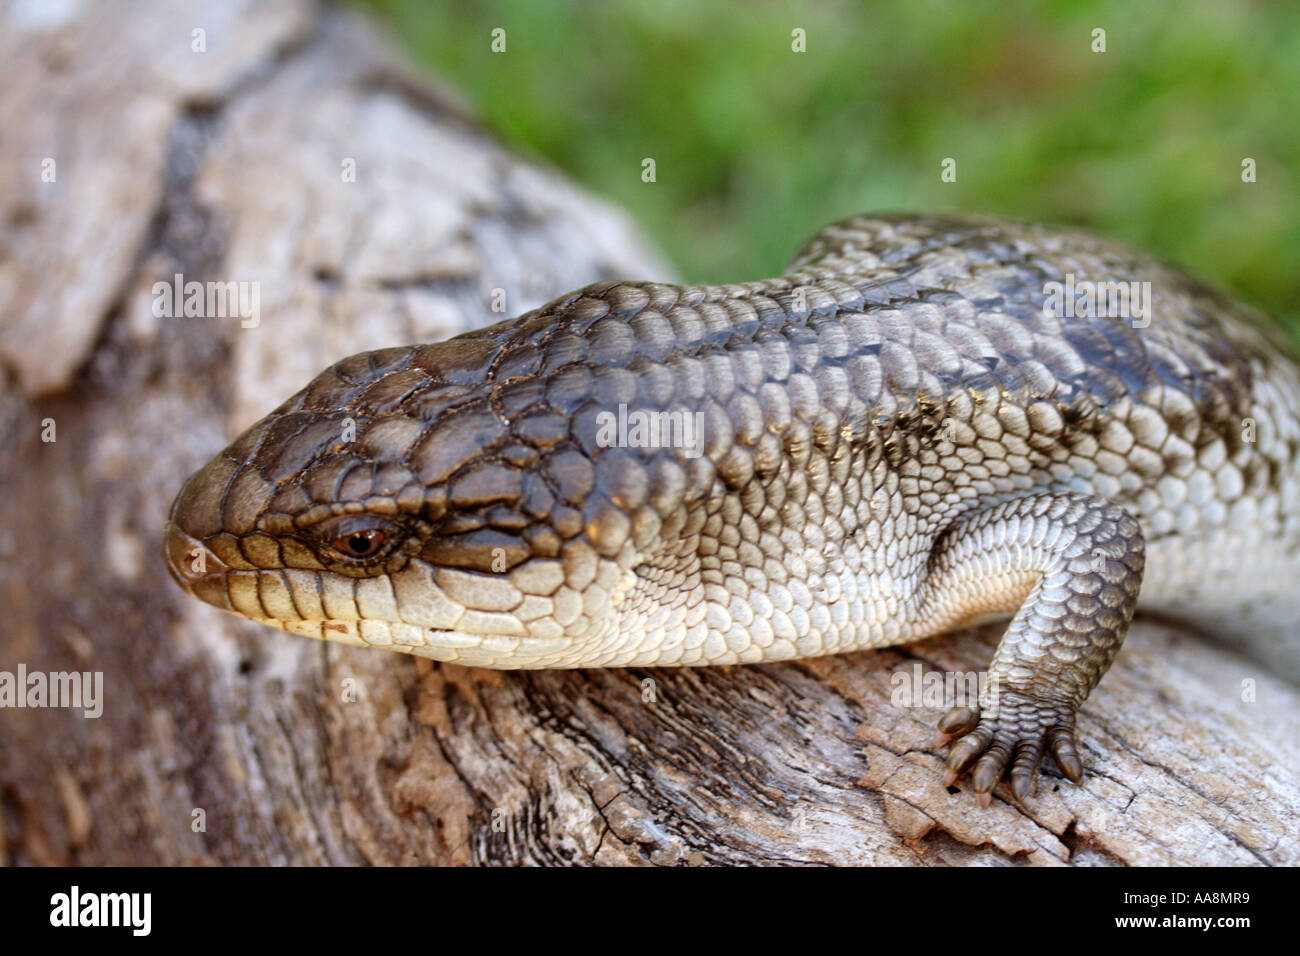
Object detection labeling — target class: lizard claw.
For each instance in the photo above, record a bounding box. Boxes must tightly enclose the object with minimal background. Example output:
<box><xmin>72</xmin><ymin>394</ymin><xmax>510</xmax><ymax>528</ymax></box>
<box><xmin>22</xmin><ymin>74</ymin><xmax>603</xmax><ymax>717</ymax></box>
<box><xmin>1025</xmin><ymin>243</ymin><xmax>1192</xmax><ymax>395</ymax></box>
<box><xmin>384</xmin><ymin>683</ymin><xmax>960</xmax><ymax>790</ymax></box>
<box><xmin>939</xmin><ymin>691</ymin><xmax>1082</xmax><ymax>803</ymax></box>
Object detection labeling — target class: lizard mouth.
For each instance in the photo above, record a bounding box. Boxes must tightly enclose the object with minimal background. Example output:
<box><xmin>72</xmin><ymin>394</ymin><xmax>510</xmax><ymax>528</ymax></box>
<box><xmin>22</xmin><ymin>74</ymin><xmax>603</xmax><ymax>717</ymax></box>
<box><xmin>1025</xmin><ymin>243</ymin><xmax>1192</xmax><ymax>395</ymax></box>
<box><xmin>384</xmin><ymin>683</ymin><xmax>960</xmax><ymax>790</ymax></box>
<box><xmin>253</xmin><ymin>617</ymin><xmax>572</xmax><ymax>666</ymax></box>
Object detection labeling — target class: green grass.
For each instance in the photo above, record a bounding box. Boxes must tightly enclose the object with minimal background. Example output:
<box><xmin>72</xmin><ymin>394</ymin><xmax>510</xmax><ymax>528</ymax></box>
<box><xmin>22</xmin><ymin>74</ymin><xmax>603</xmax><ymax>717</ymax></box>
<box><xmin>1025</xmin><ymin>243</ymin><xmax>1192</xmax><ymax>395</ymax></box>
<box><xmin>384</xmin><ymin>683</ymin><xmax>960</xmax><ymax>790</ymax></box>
<box><xmin>360</xmin><ymin>0</ymin><xmax>1300</xmax><ymax>335</ymax></box>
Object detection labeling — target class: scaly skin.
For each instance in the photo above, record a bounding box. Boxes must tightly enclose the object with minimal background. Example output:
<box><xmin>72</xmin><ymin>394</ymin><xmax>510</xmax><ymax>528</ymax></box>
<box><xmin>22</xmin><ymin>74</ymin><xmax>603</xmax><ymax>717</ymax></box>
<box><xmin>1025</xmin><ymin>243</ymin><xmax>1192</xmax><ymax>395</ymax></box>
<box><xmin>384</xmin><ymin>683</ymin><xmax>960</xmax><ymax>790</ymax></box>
<box><xmin>164</xmin><ymin>213</ymin><xmax>1300</xmax><ymax>801</ymax></box>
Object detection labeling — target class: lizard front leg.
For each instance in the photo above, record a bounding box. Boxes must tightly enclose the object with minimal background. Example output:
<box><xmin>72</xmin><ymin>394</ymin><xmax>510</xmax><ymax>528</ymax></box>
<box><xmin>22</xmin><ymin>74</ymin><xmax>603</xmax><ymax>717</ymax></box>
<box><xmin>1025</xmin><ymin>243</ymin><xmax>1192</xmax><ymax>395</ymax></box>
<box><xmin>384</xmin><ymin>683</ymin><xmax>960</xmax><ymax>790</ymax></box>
<box><xmin>914</xmin><ymin>493</ymin><xmax>1146</xmax><ymax>804</ymax></box>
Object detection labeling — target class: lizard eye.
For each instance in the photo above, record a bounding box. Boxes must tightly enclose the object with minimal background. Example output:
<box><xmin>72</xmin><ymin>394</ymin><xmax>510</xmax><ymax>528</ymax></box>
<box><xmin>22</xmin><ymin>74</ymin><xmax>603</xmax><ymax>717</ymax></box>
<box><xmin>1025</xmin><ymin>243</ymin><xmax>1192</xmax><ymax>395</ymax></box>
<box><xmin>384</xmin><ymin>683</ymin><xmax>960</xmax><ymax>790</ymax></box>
<box><xmin>305</xmin><ymin>514</ymin><xmax>401</xmax><ymax>565</ymax></box>
<box><xmin>334</xmin><ymin>529</ymin><xmax>385</xmax><ymax>559</ymax></box>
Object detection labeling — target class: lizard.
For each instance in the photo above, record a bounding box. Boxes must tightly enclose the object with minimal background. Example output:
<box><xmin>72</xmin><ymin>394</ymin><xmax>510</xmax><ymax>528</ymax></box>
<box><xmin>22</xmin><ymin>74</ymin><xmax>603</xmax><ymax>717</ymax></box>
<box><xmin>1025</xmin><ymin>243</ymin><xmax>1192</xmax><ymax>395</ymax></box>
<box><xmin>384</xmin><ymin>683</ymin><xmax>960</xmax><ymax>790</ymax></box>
<box><xmin>163</xmin><ymin>212</ymin><xmax>1300</xmax><ymax>803</ymax></box>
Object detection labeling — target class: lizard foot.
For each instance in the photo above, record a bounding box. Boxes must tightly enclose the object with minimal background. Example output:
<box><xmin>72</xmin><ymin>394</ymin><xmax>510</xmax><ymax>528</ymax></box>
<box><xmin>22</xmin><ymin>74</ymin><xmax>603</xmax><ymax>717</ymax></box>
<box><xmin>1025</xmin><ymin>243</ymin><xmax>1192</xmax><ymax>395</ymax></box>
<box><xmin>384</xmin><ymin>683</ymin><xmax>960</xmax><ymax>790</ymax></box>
<box><xmin>937</xmin><ymin>692</ymin><xmax>1083</xmax><ymax>806</ymax></box>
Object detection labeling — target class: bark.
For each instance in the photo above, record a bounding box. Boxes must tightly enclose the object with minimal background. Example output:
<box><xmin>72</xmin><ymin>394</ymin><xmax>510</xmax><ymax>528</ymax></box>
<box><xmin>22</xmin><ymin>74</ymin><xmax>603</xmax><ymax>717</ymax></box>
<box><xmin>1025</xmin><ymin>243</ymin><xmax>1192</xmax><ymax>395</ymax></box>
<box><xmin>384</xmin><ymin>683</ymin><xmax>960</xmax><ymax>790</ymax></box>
<box><xmin>1</xmin><ymin>0</ymin><xmax>1297</xmax><ymax>867</ymax></box>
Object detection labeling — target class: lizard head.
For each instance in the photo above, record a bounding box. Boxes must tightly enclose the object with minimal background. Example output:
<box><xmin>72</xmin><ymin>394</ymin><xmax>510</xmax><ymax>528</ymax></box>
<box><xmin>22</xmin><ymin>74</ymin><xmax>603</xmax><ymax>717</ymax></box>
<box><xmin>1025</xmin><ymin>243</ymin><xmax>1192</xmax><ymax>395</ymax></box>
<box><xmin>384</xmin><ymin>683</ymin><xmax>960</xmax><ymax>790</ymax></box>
<box><xmin>163</xmin><ymin>293</ymin><xmax>718</xmax><ymax>668</ymax></box>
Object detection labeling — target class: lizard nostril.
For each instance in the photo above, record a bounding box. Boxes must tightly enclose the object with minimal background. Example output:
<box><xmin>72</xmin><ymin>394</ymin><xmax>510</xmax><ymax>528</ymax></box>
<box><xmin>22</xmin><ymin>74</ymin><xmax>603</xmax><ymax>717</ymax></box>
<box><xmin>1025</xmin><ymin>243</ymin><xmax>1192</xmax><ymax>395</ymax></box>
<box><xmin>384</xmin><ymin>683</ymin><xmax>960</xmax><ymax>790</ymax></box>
<box><xmin>162</xmin><ymin>516</ymin><xmax>229</xmax><ymax>600</ymax></box>
<box><xmin>162</xmin><ymin>522</ymin><xmax>236</xmax><ymax>614</ymax></box>
<box><xmin>163</xmin><ymin>521</ymin><xmax>198</xmax><ymax>585</ymax></box>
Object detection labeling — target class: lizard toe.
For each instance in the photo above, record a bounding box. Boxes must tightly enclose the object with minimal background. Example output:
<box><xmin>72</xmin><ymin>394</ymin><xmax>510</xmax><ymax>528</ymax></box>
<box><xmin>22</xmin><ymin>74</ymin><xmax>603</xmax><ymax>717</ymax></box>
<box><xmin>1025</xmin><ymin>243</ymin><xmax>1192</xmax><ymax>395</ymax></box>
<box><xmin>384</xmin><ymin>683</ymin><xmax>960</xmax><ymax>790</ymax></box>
<box><xmin>940</xmin><ymin>691</ymin><xmax>1082</xmax><ymax>804</ymax></box>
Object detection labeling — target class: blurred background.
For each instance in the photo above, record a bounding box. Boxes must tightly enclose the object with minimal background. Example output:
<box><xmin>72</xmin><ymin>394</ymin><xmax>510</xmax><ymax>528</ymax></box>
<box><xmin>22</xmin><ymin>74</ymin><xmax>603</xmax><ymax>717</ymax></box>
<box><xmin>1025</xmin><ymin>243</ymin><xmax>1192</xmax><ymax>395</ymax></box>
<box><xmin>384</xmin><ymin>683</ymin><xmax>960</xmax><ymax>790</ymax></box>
<box><xmin>363</xmin><ymin>0</ymin><xmax>1300</xmax><ymax>336</ymax></box>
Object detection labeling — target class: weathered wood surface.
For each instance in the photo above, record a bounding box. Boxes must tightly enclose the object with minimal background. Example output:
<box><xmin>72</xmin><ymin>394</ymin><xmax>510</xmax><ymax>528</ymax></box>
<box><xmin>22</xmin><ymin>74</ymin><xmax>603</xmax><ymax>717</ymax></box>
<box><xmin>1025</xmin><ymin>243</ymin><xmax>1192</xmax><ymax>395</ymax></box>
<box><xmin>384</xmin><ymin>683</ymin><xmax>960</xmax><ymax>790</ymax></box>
<box><xmin>1</xmin><ymin>0</ymin><xmax>1297</xmax><ymax>866</ymax></box>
